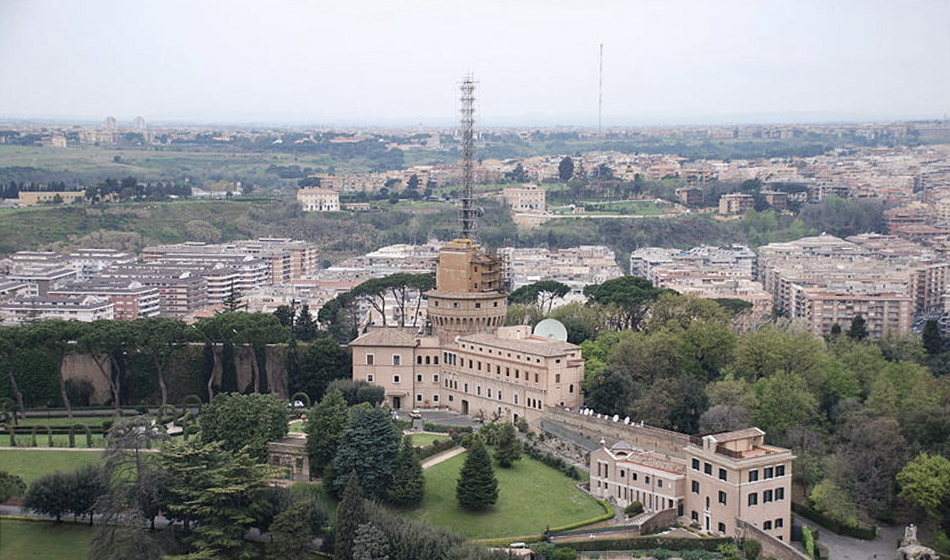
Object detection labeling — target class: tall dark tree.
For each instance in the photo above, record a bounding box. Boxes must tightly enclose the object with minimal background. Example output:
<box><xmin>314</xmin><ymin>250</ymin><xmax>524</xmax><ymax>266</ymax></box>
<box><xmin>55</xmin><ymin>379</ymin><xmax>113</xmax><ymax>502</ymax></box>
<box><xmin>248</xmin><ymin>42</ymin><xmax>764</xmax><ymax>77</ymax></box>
<box><xmin>583</xmin><ymin>276</ymin><xmax>665</xmax><ymax>331</ymax></box>
<box><xmin>131</xmin><ymin>317</ymin><xmax>185</xmax><ymax>408</ymax></box>
<box><xmin>292</xmin><ymin>337</ymin><xmax>351</xmax><ymax>402</ymax></box>
<box><xmin>294</xmin><ymin>303</ymin><xmax>319</xmax><ymax>342</ymax></box>
<box><xmin>331</xmin><ymin>405</ymin><xmax>401</xmax><ymax>499</ymax></box>
<box><xmin>456</xmin><ymin>439</ymin><xmax>498</xmax><ymax>511</ymax></box>
<box><xmin>267</xmin><ymin>501</ymin><xmax>314</xmax><ymax>560</ymax></box>
<box><xmin>558</xmin><ymin>156</ymin><xmax>574</xmax><ymax>182</ymax></box>
<box><xmin>493</xmin><ymin>423</ymin><xmax>522</xmax><ymax>468</ymax></box>
<box><xmin>305</xmin><ymin>389</ymin><xmax>348</xmax><ymax>478</ymax></box>
<box><xmin>387</xmin><ymin>436</ymin><xmax>425</xmax><ymax>507</ymax></box>
<box><xmin>922</xmin><ymin>319</ymin><xmax>944</xmax><ymax>355</ymax></box>
<box><xmin>847</xmin><ymin>315</ymin><xmax>869</xmax><ymax>341</ymax></box>
<box><xmin>334</xmin><ymin>473</ymin><xmax>367</xmax><ymax>560</ymax></box>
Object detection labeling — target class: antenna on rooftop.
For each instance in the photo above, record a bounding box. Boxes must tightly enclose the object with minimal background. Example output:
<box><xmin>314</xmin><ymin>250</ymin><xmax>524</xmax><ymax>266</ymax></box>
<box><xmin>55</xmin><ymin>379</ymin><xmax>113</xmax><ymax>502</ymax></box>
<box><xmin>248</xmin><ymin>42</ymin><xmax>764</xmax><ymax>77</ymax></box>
<box><xmin>459</xmin><ymin>73</ymin><xmax>478</xmax><ymax>240</ymax></box>
<box><xmin>598</xmin><ymin>43</ymin><xmax>604</xmax><ymax>139</ymax></box>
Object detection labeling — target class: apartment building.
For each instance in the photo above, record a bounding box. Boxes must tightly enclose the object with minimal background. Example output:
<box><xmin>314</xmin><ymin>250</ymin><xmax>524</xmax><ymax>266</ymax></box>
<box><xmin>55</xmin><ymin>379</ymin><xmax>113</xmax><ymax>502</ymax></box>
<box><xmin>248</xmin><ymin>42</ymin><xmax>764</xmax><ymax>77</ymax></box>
<box><xmin>0</xmin><ymin>295</ymin><xmax>114</xmax><ymax>325</ymax></box>
<box><xmin>590</xmin><ymin>428</ymin><xmax>794</xmax><ymax>543</ymax></box>
<box><xmin>297</xmin><ymin>187</ymin><xmax>340</xmax><ymax>212</ymax></box>
<box><xmin>499</xmin><ymin>245</ymin><xmax>623</xmax><ymax>292</ymax></box>
<box><xmin>502</xmin><ymin>184</ymin><xmax>546</xmax><ymax>212</ymax></box>
<box><xmin>97</xmin><ymin>264</ymin><xmax>208</xmax><ymax>318</ymax></box>
<box><xmin>48</xmin><ymin>281</ymin><xmax>161</xmax><ymax>320</ymax></box>
<box><xmin>718</xmin><ymin>193</ymin><xmax>755</xmax><ymax>215</ymax></box>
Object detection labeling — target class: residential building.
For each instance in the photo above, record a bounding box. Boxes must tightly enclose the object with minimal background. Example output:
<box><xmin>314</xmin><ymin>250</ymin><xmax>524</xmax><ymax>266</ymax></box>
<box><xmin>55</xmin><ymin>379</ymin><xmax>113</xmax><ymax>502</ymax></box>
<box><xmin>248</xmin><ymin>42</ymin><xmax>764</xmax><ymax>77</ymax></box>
<box><xmin>718</xmin><ymin>193</ymin><xmax>755</xmax><ymax>215</ymax></box>
<box><xmin>0</xmin><ymin>295</ymin><xmax>114</xmax><ymax>325</ymax></box>
<box><xmin>48</xmin><ymin>281</ymin><xmax>161</xmax><ymax>320</ymax></box>
<box><xmin>297</xmin><ymin>187</ymin><xmax>340</xmax><ymax>212</ymax></box>
<box><xmin>503</xmin><ymin>184</ymin><xmax>546</xmax><ymax>212</ymax></box>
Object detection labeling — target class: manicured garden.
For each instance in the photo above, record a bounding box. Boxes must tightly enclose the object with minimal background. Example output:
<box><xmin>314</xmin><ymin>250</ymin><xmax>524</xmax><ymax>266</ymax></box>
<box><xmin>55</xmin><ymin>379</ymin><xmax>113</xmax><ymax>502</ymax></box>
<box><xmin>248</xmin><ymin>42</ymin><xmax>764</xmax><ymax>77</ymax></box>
<box><xmin>406</xmin><ymin>451</ymin><xmax>605</xmax><ymax>538</ymax></box>
<box><xmin>0</xmin><ymin>449</ymin><xmax>104</xmax><ymax>485</ymax></box>
<box><xmin>0</xmin><ymin>519</ymin><xmax>91</xmax><ymax>560</ymax></box>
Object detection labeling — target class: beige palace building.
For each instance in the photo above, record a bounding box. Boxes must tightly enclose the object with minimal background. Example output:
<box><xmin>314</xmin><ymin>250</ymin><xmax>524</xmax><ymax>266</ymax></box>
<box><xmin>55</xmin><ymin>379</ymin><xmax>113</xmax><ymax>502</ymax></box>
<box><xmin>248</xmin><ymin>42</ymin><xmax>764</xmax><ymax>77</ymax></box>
<box><xmin>591</xmin><ymin>427</ymin><xmax>793</xmax><ymax>542</ymax></box>
<box><xmin>350</xmin><ymin>238</ymin><xmax>584</xmax><ymax>423</ymax></box>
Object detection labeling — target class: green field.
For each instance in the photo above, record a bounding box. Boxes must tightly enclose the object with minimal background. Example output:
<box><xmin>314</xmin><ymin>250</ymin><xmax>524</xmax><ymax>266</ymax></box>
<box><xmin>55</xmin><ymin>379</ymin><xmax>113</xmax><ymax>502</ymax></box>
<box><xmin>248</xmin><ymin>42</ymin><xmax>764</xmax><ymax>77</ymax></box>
<box><xmin>16</xmin><ymin>416</ymin><xmax>114</xmax><ymax>428</ymax></box>
<box><xmin>406</xmin><ymin>451</ymin><xmax>604</xmax><ymax>538</ymax></box>
<box><xmin>409</xmin><ymin>433</ymin><xmax>449</xmax><ymax>447</ymax></box>
<box><xmin>0</xmin><ymin>519</ymin><xmax>92</xmax><ymax>560</ymax></box>
<box><xmin>0</xmin><ymin>449</ymin><xmax>103</xmax><ymax>485</ymax></box>
<box><xmin>0</xmin><ymin>434</ymin><xmax>107</xmax><ymax>447</ymax></box>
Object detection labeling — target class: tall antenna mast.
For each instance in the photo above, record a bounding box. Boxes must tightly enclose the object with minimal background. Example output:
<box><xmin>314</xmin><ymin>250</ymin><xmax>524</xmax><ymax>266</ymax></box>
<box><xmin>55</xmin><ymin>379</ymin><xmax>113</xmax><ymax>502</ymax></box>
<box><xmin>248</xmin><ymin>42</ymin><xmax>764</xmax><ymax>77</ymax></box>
<box><xmin>598</xmin><ymin>43</ymin><xmax>604</xmax><ymax>138</ymax></box>
<box><xmin>459</xmin><ymin>73</ymin><xmax>477</xmax><ymax>240</ymax></box>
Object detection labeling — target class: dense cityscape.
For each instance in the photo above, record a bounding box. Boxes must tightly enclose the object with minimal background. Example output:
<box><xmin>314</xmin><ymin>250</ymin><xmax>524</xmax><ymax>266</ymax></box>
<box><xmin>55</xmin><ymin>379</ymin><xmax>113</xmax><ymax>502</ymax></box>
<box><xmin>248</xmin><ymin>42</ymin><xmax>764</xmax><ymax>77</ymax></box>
<box><xmin>2</xmin><ymin>2</ymin><xmax>950</xmax><ymax>560</ymax></box>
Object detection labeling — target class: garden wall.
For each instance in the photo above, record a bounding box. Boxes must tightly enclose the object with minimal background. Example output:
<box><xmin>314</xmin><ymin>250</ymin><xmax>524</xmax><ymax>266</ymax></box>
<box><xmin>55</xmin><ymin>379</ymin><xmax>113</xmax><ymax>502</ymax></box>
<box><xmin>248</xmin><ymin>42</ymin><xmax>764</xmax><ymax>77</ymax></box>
<box><xmin>540</xmin><ymin>407</ymin><xmax>690</xmax><ymax>457</ymax></box>
<box><xmin>738</xmin><ymin>519</ymin><xmax>810</xmax><ymax>560</ymax></box>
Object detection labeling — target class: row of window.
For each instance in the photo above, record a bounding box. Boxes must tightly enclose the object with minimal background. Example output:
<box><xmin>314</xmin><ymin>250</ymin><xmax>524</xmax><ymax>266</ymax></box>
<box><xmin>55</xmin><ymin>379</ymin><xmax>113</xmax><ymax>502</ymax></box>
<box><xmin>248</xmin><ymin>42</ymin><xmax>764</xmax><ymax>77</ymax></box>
<box><xmin>689</xmin><ymin>459</ymin><xmax>786</xmax><ymax>483</ymax></box>
<box><xmin>366</xmin><ymin>353</ymin><xmax>446</xmax><ymax>367</ymax></box>
<box><xmin>747</xmin><ymin>488</ymin><xmax>785</xmax><ymax>505</ymax></box>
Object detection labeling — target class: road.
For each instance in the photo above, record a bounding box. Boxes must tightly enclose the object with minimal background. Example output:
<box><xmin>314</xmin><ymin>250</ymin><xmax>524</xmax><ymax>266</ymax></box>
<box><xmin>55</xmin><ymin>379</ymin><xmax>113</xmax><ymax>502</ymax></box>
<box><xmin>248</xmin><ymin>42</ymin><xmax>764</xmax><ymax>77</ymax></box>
<box><xmin>795</xmin><ymin>515</ymin><xmax>904</xmax><ymax>560</ymax></box>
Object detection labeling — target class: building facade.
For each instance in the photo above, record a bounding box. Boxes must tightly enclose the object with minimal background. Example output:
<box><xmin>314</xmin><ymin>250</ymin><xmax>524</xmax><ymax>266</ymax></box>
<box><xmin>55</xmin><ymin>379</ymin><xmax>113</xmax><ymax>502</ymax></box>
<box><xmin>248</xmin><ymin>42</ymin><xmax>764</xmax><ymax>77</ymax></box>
<box><xmin>297</xmin><ymin>187</ymin><xmax>340</xmax><ymax>212</ymax></box>
<box><xmin>351</xmin><ymin>239</ymin><xmax>584</xmax><ymax>423</ymax></box>
<box><xmin>590</xmin><ymin>428</ymin><xmax>793</xmax><ymax>543</ymax></box>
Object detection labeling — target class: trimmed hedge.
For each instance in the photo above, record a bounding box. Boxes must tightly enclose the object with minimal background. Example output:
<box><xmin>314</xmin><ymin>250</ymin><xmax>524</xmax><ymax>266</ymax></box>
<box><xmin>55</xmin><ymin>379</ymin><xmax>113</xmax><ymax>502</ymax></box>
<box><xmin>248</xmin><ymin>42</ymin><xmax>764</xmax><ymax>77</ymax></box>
<box><xmin>477</xmin><ymin>536</ymin><xmax>545</xmax><ymax>547</ymax></box>
<box><xmin>792</xmin><ymin>502</ymin><xmax>876</xmax><ymax>540</ymax></box>
<box><xmin>547</xmin><ymin>500</ymin><xmax>614</xmax><ymax>533</ymax></box>
<box><xmin>560</xmin><ymin>536</ymin><xmax>732</xmax><ymax>553</ymax></box>
<box><xmin>415</xmin><ymin>438</ymin><xmax>457</xmax><ymax>461</ymax></box>
<box><xmin>423</xmin><ymin>423</ymin><xmax>473</xmax><ymax>434</ymax></box>
<box><xmin>524</xmin><ymin>443</ymin><xmax>582</xmax><ymax>480</ymax></box>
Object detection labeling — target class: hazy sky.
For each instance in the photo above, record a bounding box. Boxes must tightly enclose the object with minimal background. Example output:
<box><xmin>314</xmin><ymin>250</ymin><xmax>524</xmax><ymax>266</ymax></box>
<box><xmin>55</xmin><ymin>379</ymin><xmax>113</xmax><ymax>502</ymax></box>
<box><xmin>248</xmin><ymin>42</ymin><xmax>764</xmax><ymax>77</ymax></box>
<box><xmin>1</xmin><ymin>0</ymin><xmax>948</xmax><ymax>126</ymax></box>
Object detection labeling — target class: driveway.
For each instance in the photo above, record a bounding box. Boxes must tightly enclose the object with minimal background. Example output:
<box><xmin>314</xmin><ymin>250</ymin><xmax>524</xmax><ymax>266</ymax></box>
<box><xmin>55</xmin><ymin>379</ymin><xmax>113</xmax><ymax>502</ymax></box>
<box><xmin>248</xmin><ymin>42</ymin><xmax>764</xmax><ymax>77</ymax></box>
<box><xmin>795</xmin><ymin>515</ymin><xmax>903</xmax><ymax>560</ymax></box>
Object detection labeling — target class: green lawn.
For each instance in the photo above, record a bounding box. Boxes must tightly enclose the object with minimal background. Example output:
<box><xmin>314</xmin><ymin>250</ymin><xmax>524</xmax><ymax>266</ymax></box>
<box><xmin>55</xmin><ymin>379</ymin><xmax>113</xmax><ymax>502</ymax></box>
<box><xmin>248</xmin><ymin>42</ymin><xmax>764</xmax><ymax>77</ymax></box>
<box><xmin>409</xmin><ymin>433</ymin><xmax>449</xmax><ymax>447</ymax></box>
<box><xmin>0</xmin><ymin>449</ymin><xmax>103</xmax><ymax>485</ymax></box>
<box><xmin>405</xmin><ymin>452</ymin><xmax>604</xmax><ymax>538</ymax></box>
<box><xmin>0</xmin><ymin>519</ymin><xmax>92</xmax><ymax>560</ymax></box>
<box><xmin>17</xmin><ymin>416</ymin><xmax>114</xmax><ymax>428</ymax></box>
<box><xmin>0</xmin><ymin>434</ymin><xmax>107</xmax><ymax>447</ymax></box>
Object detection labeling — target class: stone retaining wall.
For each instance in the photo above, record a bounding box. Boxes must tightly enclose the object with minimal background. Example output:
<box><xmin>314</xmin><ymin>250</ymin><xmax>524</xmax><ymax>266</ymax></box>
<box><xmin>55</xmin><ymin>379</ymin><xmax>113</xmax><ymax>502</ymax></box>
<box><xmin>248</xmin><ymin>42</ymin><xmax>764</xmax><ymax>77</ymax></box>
<box><xmin>540</xmin><ymin>407</ymin><xmax>690</xmax><ymax>458</ymax></box>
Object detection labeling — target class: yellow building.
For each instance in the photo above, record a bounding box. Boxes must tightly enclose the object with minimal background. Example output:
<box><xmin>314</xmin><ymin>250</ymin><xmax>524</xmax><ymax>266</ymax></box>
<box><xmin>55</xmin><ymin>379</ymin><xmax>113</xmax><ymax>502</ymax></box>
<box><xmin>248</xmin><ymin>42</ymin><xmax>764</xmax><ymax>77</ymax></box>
<box><xmin>17</xmin><ymin>191</ymin><xmax>85</xmax><ymax>206</ymax></box>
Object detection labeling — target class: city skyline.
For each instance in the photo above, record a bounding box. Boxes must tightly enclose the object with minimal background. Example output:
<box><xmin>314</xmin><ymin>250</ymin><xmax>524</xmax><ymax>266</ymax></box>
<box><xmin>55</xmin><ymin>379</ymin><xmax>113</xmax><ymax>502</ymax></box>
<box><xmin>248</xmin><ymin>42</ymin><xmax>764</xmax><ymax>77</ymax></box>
<box><xmin>1</xmin><ymin>0</ymin><xmax>949</xmax><ymax>127</ymax></box>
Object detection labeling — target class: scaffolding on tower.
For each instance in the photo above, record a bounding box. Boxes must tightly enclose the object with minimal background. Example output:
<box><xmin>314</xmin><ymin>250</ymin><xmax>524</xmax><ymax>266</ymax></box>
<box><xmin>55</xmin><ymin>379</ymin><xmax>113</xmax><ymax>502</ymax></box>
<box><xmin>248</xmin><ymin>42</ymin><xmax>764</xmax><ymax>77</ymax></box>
<box><xmin>459</xmin><ymin>73</ymin><xmax>478</xmax><ymax>240</ymax></box>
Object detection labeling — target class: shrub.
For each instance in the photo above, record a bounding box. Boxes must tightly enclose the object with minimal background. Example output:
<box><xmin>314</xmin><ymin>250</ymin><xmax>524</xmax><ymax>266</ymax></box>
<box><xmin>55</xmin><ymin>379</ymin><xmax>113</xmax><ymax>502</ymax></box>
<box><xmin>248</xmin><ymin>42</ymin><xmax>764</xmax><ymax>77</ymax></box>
<box><xmin>0</xmin><ymin>470</ymin><xmax>26</xmax><ymax>501</ymax></box>
<box><xmin>803</xmin><ymin>528</ymin><xmax>817</xmax><ymax>560</ymax></box>
<box><xmin>625</xmin><ymin>501</ymin><xmax>644</xmax><ymax>516</ymax></box>
<box><xmin>524</xmin><ymin>443</ymin><xmax>583</xmax><ymax>480</ymax></box>
<box><xmin>743</xmin><ymin>539</ymin><xmax>762</xmax><ymax>560</ymax></box>
<box><xmin>415</xmin><ymin>438</ymin><xmax>456</xmax><ymax>461</ymax></box>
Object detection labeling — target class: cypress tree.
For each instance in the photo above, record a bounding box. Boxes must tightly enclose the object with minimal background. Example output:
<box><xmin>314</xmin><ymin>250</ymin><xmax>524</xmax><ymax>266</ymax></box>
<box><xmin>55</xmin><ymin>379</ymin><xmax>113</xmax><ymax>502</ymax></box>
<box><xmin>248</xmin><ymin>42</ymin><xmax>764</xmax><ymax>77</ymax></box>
<box><xmin>922</xmin><ymin>319</ymin><xmax>944</xmax><ymax>355</ymax></box>
<box><xmin>334</xmin><ymin>473</ymin><xmax>366</xmax><ymax>560</ymax></box>
<box><xmin>847</xmin><ymin>315</ymin><xmax>869</xmax><ymax>340</ymax></box>
<box><xmin>456</xmin><ymin>439</ymin><xmax>498</xmax><ymax>511</ymax></box>
<box><xmin>387</xmin><ymin>436</ymin><xmax>424</xmax><ymax>507</ymax></box>
<box><xmin>494</xmin><ymin>423</ymin><xmax>522</xmax><ymax>468</ymax></box>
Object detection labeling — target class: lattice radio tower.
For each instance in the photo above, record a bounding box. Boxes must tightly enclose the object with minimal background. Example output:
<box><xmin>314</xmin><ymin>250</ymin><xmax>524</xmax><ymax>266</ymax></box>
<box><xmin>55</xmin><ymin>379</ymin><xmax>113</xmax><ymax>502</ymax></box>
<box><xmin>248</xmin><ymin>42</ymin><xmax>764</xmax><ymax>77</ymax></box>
<box><xmin>459</xmin><ymin>73</ymin><xmax>478</xmax><ymax>240</ymax></box>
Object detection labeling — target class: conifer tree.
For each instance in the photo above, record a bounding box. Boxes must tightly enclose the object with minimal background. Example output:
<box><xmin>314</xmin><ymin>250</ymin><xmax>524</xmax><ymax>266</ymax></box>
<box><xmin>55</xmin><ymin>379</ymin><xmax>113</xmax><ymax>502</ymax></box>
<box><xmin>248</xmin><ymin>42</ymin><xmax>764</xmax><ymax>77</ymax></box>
<box><xmin>922</xmin><ymin>319</ymin><xmax>944</xmax><ymax>355</ymax></box>
<box><xmin>334</xmin><ymin>473</ymin><xmax>366</xmax><ymax>560</ymax></box>
<box><xmin>847</xmin><ymin>315</ymin><xmax>869</xmax><ymax>340</ymax></box>
<box><xmin>456</xmin><ymin>439</ymin><xmax>498</xmax><ymax>510</ymax></box>
<box><xmin>331</xmin><ymin>405</ymin><xmax>400</xmax><ymax>500</ymax></box>
<box><xmin>305</xmin><ymin>389</ymin><xmax>348</xmax><ymax>478</ymax></box>
<box><xmin>494</xmin><ymin>423</ymin><xmax>522</xmax><ymax>468</ymax></box>
<box><xmin>387</xmin><ymin>436</ymin><xmax>424</xmax><ymax>507</ymax></box>
<box><xmin>352</xmin><ymin>522</ymin><xmax>391</xmax><ymax>560</ymax></box>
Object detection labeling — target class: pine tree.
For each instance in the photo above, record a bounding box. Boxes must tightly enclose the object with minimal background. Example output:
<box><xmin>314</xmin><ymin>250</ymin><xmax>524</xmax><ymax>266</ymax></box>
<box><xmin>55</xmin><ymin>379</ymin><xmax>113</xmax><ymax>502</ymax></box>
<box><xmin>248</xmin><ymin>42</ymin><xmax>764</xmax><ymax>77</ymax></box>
<box><xmin>352</xmin><ymin>522</ymin><xmax>391</xmax><ymax>560</ymax></box>
<box><xmin>334</xmin><ymin>473</ymin><xmax>366</xmax><ymax>560</ymax></box>
<box><xmin>267</xmin><ymin>501</ymin><xmax>313</xmax><ymax>560</ymax></box>
<box><xmin>456</xmin><ymin>439</ymin><xmax>498</xmax><ymax>511</ymax></box>
<box><xmin>494</xmin><ymin>423</ymin><xmax>522</xmax><ymax>468</ymax></box>
<box><xmin>830</xmin><ymin>323</ymin><xmax>842</xmax><ymax>337</ymax></box>
<box><xmin>387</xmin><ymin>436</ymin><xmax>424</xmax><ymax>507</ymax></box>
<box><xmin>305</xmin><ymin>389</ymin><xmax>348</xmax><ymax>478</ymax></box>
<box><xmin>847</xmin><ymin>315</ymin><xmax>869</xmax><ymax>340</ymax></box>
<box><xmin>331</xmin><ymin>405</ymin><xmax>401</xmax><ymax>500</ymax></box>
<box><xmin>922</xmin><ymin>319</ymin><xmax>944</xmax><ymax>355</ymax></box>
